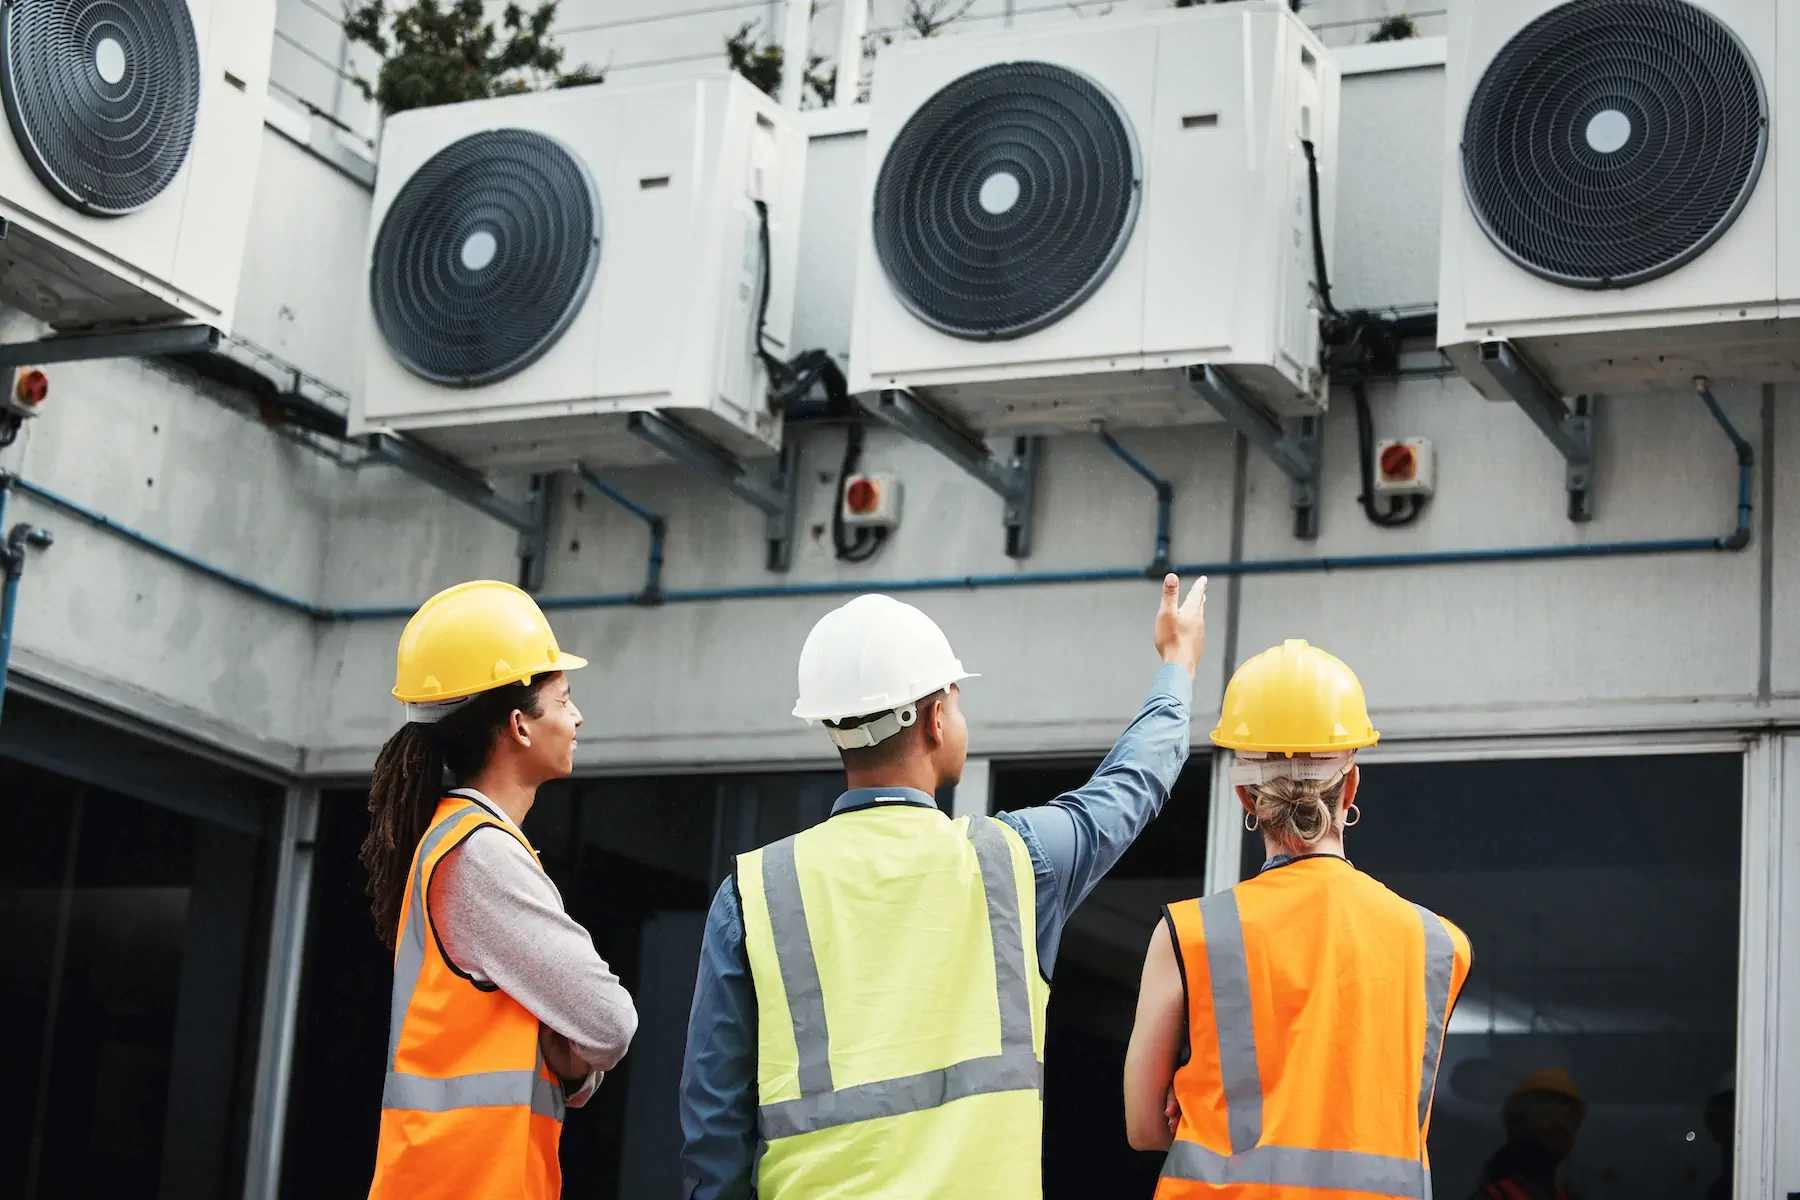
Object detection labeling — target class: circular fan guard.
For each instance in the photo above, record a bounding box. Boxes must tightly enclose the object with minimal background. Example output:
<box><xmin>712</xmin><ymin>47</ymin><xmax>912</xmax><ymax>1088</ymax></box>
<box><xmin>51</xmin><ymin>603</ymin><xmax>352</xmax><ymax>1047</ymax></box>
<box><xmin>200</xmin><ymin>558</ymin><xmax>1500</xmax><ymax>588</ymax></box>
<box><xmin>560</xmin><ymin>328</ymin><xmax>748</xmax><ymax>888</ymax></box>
<box><xmin>371</xmin><ymin>129</ymin><xmax>601</xmax><ymax>388</ymax></box>
<box><xmin>1460</xmin><ymin>0</ymin><xmax>1767</xmax><ymax>289</ymax></box>
<box><xmin>0</xmin><ymin>0</ymin><xmax>202</xmax><ymax>216</ymax></box>
<box><xmin>873</xmin><ymin>61</ymin><xmax>1141</xmax><ymax>340</ymax></box>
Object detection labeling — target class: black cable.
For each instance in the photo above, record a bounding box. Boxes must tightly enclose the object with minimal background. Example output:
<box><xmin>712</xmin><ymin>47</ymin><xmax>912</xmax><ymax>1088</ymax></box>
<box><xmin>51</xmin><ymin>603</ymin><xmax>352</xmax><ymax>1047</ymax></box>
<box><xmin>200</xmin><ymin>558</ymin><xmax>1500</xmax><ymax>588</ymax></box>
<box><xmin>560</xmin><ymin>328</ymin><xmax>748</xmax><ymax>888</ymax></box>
<box><xmin>1301</xmin><ymin>139</ymin><xmax>1338</xmax><ymax>320</ymax></box>
<box><xmin>1352</xmin><ymin>381</ymin><xmax>1425</xmax><ymax>528</ymax></box>
<box><xmin>751</xmin><ymin>199</ymin><xmax>789</xmax><ymax>386</ymax></box>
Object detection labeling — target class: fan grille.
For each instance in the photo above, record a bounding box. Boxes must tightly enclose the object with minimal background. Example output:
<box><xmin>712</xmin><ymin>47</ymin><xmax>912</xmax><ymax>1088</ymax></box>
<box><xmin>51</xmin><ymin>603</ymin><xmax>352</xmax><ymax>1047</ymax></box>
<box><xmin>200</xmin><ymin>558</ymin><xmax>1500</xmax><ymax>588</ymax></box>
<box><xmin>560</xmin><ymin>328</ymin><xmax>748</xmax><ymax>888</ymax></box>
<box><xmin>1461</xmin><ymin>0</ymin><xmax>1767</xmax><ymax>289</ymax></box>
<box><xmin>873</xmin><ymin>61</ymin><xmax>1140</xmax><ymax>341</ymax></box>
<box><xmin>0</xmin><ymin>0</ymin><xmax>201</xmax><ymax>217</ymax></box>
<box><xmin>371</xmin><ymin>129</ymin><xmax>600</xmax><ymax>388</ymax></box>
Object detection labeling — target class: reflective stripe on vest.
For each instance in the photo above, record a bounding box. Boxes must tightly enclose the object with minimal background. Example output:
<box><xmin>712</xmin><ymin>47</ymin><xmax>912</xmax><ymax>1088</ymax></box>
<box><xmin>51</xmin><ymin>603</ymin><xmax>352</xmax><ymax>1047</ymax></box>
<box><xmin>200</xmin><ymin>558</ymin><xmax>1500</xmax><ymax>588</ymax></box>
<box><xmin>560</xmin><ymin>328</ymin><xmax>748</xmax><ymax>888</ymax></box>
<box><xmin>370</xmin><ymin>798</ymin><xmax>566</xmax><ymax>1200</ymax></box>
<box><xmin>1161</xmin><ymin>882</ymin><xmax>1462</xmax><ymax>1198</ymax></box>
<box><xmin>379</xmin><ymin>801</ymin><xmax>568</xmax><ymax>1124</ymax></box>
<box><xmin>755</xmin><ymin>815</ymin><xmax>1041</xmax><ymax>1139</ymax></box>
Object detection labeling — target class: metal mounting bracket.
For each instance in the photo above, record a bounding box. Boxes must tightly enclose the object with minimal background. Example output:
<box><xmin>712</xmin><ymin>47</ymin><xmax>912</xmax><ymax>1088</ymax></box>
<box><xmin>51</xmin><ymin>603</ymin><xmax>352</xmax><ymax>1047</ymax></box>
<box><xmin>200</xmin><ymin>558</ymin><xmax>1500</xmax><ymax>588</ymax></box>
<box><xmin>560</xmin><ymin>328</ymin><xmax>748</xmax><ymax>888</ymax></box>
<box><xmin>627</xmin><ymin>411</ymin><xmax>799</xmax><ymax>572</ymax></box>
<box><xmin>1474</xmin><ymin>340</ymin><xmax>1596</xmax><ymax>522</ymax></box>
<box><xmin>361</xmin><ymin>431</ymin><xmax>545</xmax><ymax>538</ymax></box>
<box><xmin>515</xmin><ymin>475</ymin><xmax>553</xmax><ymax>593</ymax></box>
<box><xmin>1186</xmin><ymin>366</ymin><xmax>1323</xmax><ymax>540</ymax></box>
<box><xmin>871</xmin><ymin>389</ymin><xmax>1041</xmax><ymax>558</ymax></box>
<box><xmin>0</xmin><ymin>323</ymin><xmax>219</xmax><ymax>369</ymax></box>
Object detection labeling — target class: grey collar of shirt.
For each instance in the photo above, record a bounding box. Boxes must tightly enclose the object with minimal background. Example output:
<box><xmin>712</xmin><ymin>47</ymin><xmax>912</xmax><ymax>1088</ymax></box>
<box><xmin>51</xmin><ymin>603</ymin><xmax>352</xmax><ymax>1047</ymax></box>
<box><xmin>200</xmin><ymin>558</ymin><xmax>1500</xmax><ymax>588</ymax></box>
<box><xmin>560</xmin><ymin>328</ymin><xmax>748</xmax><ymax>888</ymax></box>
<box><xmin>831</xmin><ymin>787</ymin><xmax>943</xmax><ymax>817</ymax></box>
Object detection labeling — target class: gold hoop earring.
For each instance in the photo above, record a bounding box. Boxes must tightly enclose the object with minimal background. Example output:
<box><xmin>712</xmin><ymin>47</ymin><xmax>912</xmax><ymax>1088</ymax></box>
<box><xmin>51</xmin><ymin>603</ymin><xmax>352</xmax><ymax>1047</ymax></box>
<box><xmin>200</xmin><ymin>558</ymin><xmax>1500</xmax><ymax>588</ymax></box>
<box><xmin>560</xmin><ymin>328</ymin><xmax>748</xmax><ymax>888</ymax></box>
<box><xmin>1343</xmin><ymin>804</ymin><xmax>1360</xmax><ymax>828</ymax></box>
<box><xmin>1243</xmin><ymin>812</ymin><xmax>1259</xmax><ymax>832</ymax></box>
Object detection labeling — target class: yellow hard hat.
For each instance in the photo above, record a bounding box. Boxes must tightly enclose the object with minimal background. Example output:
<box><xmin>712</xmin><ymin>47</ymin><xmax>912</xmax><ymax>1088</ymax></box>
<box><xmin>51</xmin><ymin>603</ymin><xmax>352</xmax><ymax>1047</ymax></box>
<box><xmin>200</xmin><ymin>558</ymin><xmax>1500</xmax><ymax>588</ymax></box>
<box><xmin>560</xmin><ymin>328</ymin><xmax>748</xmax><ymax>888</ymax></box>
<box><xmin>392</xmin><ymin>580</ymin><xmax>587</xmax><ymax>704</ymax></box>
<box><xmin>1211</xmin><ymin>639</ymin><xmax>1379</xmax><ymax>755</ymax></box>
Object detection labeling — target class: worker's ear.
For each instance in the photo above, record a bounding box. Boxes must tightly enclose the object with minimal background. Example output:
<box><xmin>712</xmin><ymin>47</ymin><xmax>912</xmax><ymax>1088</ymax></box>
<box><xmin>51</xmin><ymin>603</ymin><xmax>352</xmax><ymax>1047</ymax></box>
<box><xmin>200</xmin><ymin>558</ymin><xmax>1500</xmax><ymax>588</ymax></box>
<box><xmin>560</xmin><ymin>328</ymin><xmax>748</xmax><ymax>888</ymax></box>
<box><xmin>507</xmin><ymin>708</ymin><xmax>532</xmax><ymax>748</ymax></box>
<box><xmin>1340</xmin><ymin>765</ymin><xmax>1360</xmax><ymax>813</ymax></box>
<box><xmin>1236</xmin><ymin>784</ymin><xmax>1255</xmax><ymax>814</ymax></box>
<box><xmin>921</xmin><ymin>693</ymin><xmax>946</xmax><ymax>750</ymax></box>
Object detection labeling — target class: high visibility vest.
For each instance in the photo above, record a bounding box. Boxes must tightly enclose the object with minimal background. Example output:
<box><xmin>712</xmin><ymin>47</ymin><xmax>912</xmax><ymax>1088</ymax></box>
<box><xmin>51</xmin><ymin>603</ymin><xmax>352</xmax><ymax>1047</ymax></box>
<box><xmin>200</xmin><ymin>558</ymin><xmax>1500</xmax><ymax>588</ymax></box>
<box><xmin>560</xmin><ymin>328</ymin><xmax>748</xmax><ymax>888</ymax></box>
<box><xmin>369</xmin><ymin>797</ymin><xmax>567</xmax><ymax>1200</ymax></box>
<box><xmin>1158</xmin><ymin>857</ymin><xmax>1471</xmax><ymax>1199</ymax></box>
<box><xmin>738</xmin><ymin>805</ymin><xmax>1049</xmax><ymax>1199</ymax></box>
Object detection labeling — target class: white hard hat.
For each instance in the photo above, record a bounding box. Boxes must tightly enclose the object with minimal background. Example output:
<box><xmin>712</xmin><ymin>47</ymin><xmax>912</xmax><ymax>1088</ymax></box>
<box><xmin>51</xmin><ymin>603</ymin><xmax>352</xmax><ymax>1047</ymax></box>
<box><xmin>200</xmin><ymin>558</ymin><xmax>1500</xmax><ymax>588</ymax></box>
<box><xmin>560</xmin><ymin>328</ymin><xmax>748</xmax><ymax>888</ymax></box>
<box><xmin>794</xmin><ymin>594</ymin><xmax>976</xmax><ymax>748</ymax></box>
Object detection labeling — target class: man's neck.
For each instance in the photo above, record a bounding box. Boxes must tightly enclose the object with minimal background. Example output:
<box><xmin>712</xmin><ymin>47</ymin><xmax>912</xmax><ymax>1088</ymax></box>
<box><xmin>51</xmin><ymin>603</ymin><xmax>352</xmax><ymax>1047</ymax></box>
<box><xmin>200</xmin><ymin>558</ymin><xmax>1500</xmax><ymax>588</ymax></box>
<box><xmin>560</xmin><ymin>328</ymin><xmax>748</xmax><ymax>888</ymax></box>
<box><xmin>459</xmin><ymin>770</ymin><xmax>538</xmax><ymax>828</ymax></box>
<box><xmin>843</xmin><ymin>763</ymin><xmax>940</xmax><ymax>796</ymax></box>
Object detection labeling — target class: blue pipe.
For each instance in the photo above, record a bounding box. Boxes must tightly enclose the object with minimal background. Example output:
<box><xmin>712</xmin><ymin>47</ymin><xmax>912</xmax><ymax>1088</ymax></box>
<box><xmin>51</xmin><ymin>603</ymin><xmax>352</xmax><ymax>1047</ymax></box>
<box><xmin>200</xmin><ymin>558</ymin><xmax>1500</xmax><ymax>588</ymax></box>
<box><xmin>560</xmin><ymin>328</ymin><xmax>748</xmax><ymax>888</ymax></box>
<box><xmin>578</xmin><ymin>468</ymin><xmax>665</xmax><ymax>603</ymax></box>
<box><xmin>1694</xmin><ymin>380</ymin><xmax>1754</xmax><ymax>550</ymax></box>
<box><xmin>6</xmin><ymin>473</ymin><xmax>329</xmax><ymax>618</ymax></box>
<box><xmin>1097</xmin><ymin>429</ymin><xmax>1174</xmax><ymax>574</ymax></box>
<box><xmin>0</xmin><ymin>386</ymin><xmax>1754</xmax><ymax>622</ymax></box>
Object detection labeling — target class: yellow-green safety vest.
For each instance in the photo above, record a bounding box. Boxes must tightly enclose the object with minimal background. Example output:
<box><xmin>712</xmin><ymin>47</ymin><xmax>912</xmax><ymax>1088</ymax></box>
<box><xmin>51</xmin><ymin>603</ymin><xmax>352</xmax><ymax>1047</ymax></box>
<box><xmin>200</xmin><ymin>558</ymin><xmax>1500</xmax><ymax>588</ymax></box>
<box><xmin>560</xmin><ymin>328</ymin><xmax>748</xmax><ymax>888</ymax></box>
<box><xmin>738</xmin><ymin>804</ymin><xmax>1049</xmax><ymax>1198</ymax></box>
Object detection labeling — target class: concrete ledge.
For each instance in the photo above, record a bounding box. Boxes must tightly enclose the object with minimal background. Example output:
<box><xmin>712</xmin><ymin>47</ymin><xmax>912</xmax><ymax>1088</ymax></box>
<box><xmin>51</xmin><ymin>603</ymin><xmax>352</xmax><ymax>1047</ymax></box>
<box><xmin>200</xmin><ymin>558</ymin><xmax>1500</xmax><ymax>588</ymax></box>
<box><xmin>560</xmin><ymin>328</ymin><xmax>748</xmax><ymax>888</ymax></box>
<box><xmin>11</xmin><ymin>649</ymin><xmax>305</xmax><ymax>780</ymax></box>
<box><xmin>1336</xmin><ymin>35</ymin><xmax>1446</xmax><ymax>77</ymax></box>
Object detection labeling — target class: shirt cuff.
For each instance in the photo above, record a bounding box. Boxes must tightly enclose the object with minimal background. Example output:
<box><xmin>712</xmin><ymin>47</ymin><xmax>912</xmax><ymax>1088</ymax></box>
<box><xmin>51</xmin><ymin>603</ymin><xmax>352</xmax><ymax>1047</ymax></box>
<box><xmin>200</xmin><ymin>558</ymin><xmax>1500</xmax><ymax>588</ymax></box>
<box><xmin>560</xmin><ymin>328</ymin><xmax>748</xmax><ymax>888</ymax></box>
<box><xmin>563</xmin><ymin>1069</ymin><xmax>603</xmax><ymax>1109</ymax></box>
<box><xmin>1152</xmin><ymin>660</ymin><xmax>1195</xmax><ymax>701</ymax></box>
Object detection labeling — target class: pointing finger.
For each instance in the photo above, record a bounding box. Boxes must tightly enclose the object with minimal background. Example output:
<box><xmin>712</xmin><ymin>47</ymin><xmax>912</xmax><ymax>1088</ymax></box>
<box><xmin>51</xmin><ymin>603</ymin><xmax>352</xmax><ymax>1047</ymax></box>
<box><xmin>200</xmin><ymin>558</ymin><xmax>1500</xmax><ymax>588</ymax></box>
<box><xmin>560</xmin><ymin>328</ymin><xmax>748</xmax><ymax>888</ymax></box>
<box><xmin>1180</xmin><ymin>575</ymin><xmax>1208</xmax><ymax>618</ymax></box>
<box><xmin>1160</xmin><ymin>573</ymin><xmax>1179</xmax><ymax>612</ymax></box>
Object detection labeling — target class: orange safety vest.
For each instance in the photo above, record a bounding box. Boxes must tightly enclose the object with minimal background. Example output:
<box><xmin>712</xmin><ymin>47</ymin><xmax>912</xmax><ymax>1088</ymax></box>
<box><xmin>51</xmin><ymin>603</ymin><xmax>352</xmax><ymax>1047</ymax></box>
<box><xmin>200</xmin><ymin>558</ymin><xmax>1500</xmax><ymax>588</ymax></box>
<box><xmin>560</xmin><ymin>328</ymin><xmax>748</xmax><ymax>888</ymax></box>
<box><xmin>1158</xmin><ymin>856</ymin><xmax>1471</xmax><ymax>1199</ymax></box>
<box><xmin>369</xmin><ymin>796</ymin><xmax>566</xmax><ymax>1200</ymax></box>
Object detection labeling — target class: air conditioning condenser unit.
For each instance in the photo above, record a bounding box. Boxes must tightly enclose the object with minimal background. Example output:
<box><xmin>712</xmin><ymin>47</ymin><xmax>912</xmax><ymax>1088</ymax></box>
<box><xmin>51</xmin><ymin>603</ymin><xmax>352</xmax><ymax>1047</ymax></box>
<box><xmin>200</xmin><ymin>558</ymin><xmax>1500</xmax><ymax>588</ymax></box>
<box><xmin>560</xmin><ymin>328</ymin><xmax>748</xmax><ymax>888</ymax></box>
<box><xmin>0</xmin><ymin>0</ymin><xmax>277</xmax><ymax>332</ymax></box>
<box><xmin>350</xmin><ymin>73</ymin><xmax>807</xmax><ymax>471</ymax></box>
<box><xmin>849</xmin><ymin>1</ymin><xmax>1338</xmax><ymax>436</ymax></box>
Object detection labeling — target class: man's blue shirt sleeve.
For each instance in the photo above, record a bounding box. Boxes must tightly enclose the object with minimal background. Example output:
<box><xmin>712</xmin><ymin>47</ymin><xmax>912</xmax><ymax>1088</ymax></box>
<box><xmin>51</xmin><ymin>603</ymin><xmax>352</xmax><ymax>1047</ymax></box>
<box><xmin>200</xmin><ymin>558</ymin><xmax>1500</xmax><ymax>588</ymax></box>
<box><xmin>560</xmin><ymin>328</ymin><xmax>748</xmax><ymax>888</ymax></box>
<box><xmin>996</xmin><ymin>661</ymin><xmax>1192</xmax><ymax>975</ymax></box>
<box><xmin>679</xmin><ymin>875</ymin><xmax>758</xmax><ymax>1200</ymax></box>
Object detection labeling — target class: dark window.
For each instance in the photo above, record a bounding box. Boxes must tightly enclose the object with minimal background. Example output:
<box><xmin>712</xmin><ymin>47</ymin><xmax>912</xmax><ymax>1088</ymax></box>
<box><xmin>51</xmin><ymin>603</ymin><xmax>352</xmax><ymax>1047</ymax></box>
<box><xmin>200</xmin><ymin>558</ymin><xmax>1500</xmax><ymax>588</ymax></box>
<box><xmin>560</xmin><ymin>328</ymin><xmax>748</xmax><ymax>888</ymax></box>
<box><xmin>993</xmin><ymin>755</ymin><xmax>1212</xmax><ymax>1200</ymax></box>
<box><xmin>0</xmin><ymin>700</ymin><xmax>280</xmax><ymax>1200</ymax></box>
<box><xmin>1238</xmin><ymin>754</ymin><xmax>1742</xmax><ymax>1200</ymax></box>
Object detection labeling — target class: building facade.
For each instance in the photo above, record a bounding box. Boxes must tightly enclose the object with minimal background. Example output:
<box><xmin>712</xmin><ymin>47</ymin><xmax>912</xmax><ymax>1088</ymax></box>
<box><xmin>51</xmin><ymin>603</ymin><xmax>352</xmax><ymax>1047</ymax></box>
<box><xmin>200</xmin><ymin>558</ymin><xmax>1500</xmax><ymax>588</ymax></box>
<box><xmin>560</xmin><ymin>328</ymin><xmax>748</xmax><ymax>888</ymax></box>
<box><xmin>1</xmin><ymin>2</ymin><xmax>1795</xmax><ymax>1197</ymax></box>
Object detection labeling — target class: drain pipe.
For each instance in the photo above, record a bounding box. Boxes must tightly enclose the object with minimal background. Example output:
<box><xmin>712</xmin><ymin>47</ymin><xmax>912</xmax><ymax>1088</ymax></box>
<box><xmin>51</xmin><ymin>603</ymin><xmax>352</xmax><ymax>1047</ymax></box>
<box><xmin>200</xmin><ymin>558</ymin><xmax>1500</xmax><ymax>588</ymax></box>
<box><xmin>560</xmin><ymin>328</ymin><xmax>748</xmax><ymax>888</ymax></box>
<box><xmin>577</xmin><ymin>467</ymin><xmax>665</xmax><ymax>604</ymax></box>
<box><xmin>1096</xmin><ymin>425</ymin><xmax>1173</xmax><ymax>574</ymax></box>
<box><xmin>0</xmin><ymin>384</ymin><xmax>1755</xmax><ymax>621</ymax></box>
<box><xmin>0</xmin><ymin>477</ymin><xmax>55</xmax><ymax>727</ymax></box>
<box><xmin>1694</xmin><ymin>377</ymin><xmax>1753</xmax><ymax>550</ymax></box>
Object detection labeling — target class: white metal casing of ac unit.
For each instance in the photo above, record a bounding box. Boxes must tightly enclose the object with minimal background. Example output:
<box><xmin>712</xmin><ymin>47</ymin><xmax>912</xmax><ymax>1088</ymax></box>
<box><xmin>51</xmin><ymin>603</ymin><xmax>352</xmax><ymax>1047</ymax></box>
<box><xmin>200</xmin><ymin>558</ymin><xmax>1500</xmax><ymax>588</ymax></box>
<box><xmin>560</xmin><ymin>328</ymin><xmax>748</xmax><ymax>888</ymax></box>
<box><xmin>351</xmin><ymin>73</ymin><xmax>806</xmax><ymax>471</ymax></box>
<box><xmin>0</xmin><ymin>0</ymin><xmax>275</xmax><ymax>333</ymax></box>
<box><xmin>1439</xmin><ymin>0</ymin><xmax>1792</xmax><ymax>397</ymax></box>
<box><xmin>849</xmin><ymin>1</ymin><xmax>1339</xmax><ymax>435</ymax></box>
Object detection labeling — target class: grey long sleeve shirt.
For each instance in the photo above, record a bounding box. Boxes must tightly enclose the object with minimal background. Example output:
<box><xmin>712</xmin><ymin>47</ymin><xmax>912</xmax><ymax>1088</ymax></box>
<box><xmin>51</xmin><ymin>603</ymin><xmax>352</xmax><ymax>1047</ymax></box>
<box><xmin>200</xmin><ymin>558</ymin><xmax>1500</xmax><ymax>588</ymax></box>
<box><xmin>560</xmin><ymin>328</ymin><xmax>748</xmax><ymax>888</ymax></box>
<box><xmin>431</xmin><ymin>788</ymin><xmax>639</xmax><ymax>1106</ymax></box>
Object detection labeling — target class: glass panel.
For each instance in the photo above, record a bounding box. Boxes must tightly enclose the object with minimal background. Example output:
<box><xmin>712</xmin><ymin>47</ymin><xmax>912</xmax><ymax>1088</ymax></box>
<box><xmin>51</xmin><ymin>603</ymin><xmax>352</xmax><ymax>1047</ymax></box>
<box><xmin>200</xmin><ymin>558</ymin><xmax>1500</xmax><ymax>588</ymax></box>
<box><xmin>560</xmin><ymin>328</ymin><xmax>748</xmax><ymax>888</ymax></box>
<box><xmin>1238</xmin><ymin>754</ymin><xmax>1742</xmax><ymax>1200</ymax></box>
<box><xmin>0</xmin><ymin>750</ymin><xmax>278</xmax><ymax>1200</ymax></box>
<box><xmin>993</xmin><ymin>756</ymin><xmax>1213</xmax><ymax>1198</ymax></box>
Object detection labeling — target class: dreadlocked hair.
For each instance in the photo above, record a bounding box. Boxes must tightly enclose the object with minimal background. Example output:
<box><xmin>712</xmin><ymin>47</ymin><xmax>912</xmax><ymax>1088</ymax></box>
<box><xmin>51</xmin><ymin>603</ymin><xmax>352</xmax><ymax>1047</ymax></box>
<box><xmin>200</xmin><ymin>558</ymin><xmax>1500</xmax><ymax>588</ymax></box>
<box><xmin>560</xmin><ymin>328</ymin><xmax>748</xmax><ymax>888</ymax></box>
<box><xmin>360</xmin><ymin>679</ymin><xmax>545</xmax><ymax>948</ymax></box>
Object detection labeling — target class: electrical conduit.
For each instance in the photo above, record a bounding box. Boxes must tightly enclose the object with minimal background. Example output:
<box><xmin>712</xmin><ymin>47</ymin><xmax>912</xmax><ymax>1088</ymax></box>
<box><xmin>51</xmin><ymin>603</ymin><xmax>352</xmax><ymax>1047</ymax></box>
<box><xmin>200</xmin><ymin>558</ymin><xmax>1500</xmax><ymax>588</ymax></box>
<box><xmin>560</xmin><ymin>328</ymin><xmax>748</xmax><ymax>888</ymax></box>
<box><xmin>0</xmin><ymin>386</ymin><xmax>1755</xmax><ymax>623</ymax></box>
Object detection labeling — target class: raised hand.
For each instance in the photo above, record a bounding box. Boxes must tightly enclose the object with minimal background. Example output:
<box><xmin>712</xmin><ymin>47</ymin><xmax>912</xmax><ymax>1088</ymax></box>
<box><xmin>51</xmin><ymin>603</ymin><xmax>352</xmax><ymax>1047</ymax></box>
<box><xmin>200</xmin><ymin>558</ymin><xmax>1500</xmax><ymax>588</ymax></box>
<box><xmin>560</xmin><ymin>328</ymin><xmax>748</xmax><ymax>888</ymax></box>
<box><xmin>1154</xmin><ymin>573</ymin><xmax>1207</xmax><ymax>675</ymax></box>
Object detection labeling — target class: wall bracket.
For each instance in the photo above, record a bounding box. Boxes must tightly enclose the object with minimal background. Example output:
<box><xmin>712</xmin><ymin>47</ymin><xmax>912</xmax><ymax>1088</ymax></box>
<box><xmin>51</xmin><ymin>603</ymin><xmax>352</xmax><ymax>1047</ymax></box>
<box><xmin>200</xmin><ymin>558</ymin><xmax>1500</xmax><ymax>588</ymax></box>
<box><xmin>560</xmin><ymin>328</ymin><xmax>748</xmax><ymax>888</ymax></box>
<box><xmin>1473</xmin><ymin>340</ymin><xmax>1596</xmax><ymax>523</ymax></box>
<box><xmin>1186</xmin><ymin>366</ymin><xmax>1322</xmax><ymax>539</ymax></box>
<box><xmin>627</xmin><ymin>411</ymin><xmax>799</xmax><ymax>572</ymax></box>
<box><xmin>871</xmin><ymin>389</ymin><xmax>1041</xmax><ymax>558</ymax></box>
<box><xmin>0</xmin><ymin>323</ymin><xmax>219</xmax><ymax>369</ymax></box>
